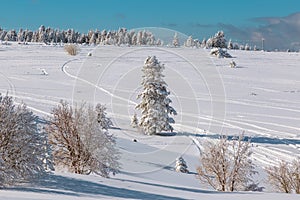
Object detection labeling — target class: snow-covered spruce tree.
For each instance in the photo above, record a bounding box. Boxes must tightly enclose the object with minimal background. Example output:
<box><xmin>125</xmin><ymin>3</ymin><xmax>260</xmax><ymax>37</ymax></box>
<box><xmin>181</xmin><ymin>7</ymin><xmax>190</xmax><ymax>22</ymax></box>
<box><xmin>206</xmin><ymin>31</ymin><xmax>226</xmax><ymax>48</ymax></box>
<box><xmin>136</xmin><ymin>56</ymin><xmax>177</xmax><ymax>135</ymax></box>
<box><xmin>47</xmin><ymin>101</ymin><xmax>120</xmax><ymax>177</ymax></box>
<box><xmin>197</xmin><ymin>135</ymin><xmax>257</xmax><ymax>192</ymax></box>
<box><xmin>0</xmin><ymin>94</ymin><xmax>51</xmax><ymax>187</ymax></box>
<box><xmin>175</xmin><ymin>157</ymin><xmax>189</xmax><ymax>173</ymax></box>
<box><xmin>172</xmin><ymin>32</ymin><xmax>180</xmax><ymax>47</ymax></box>
<box><xmin>95</xmin><ymin>103</ymin><xmax>113</xmax><ymax>130</ymax></box>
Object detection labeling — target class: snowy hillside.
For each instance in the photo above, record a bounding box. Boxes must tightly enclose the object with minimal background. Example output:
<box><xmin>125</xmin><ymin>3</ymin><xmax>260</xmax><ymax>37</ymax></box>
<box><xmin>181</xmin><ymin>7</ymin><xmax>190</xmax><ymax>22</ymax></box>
<box><xmin>0</xmin><ymin>43</ymin><xmax>299</xmax><ymax>199</ymax></box>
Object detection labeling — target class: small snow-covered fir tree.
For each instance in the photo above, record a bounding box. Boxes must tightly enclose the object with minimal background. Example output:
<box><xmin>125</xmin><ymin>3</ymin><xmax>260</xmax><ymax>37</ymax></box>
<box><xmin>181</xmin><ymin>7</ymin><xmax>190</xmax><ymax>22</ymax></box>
<box><xmin>175</xmin><ymin>157</ymin><xmax>189</xmax><ymax>173</ymax></box>
<box><xmin>131</xmin><ymin>113</ymin><xmax>139</xmax><ymax>128</ymax></box>
<box><xmin>136</xmin><ymin>56</ymin><xmax>177</xmax><ymax>135</ymax></box>
<box><xmin>95</xmin><ymin>103</ymin><xmax>113</xmax><ymax>130</ymax></box>
<box><xmin>172</xmin><ymin>32</ymin><xmax>180</xmax><ymax>47</ymax></box>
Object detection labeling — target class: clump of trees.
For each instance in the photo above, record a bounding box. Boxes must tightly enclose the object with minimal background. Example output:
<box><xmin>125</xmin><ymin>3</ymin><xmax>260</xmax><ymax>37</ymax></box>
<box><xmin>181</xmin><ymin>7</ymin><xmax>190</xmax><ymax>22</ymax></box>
<box><xmin>0</xmin><ymin>94</ymin><xmax>52</xmax><ymax>187</ymax></box>
<box><xmin>197</xmin><ymin>135</ymin><xmax>257</xmax><ymax>192</ymax></box>
<box><xmin>0</xmin><ymin>26</ymin><xmax>161</xmax><ymax>46</ymax></box>
<box><xmin>135</xmin><ymin>56</ymin><xmax>177</xmax><ymax>135</ymax></box>
<box><xmin>47</xmin><ymin>101</ymin><xmax>120</xmax><ymax>177</ymax></box>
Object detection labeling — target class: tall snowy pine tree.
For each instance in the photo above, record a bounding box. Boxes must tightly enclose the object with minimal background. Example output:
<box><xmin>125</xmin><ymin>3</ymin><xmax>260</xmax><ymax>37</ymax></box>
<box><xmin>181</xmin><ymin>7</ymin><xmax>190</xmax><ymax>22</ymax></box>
<box><xmin>136</xmin><ymin>56</ymin><xmax>177</xmax><ymax>135</ymax></box>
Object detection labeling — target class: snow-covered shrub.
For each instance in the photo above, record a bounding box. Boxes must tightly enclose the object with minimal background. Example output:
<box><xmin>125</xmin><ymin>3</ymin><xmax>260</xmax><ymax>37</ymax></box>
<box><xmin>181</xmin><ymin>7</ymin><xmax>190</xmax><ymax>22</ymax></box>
<box><xmin>230</xmin><ymin>60</ymin><xmax>237</xmax><ymax>68</ymax></box>
<box><xmin>210</xmin><ymin>48</ymin><xmax>232</xmax><ymax>58</ymax></box>
<box><xmin>0</xmin><ymin>94</ymin><xmax>51</xmax><ymax>187</ymax></box>
<box><xmin>64</xmin><ymin>44</ymin><xmax>79</xmax><ymax>55</ymax></box>
<box><xmin>244</xmin><ymin>183</ymin><xmax>264</xmax><ymax>192</ymax></box>
<box><xmin>265</xmin><ymin>158</ymin><xmax>300</xmax><ymax>193</ymax></box>
<box><xmin>47</xmin><ymin>101</ymin><xmax>120</xmax><ymax>177</ymax></box>
<box><xmin>197</xmin><ymin>135</ymin><xmax>256</xmax><ymax>192</ymax></box>
<box><xmin>136</xmin><ymin>56</ymin><xmax>177</xmax><ymax>135</ymax></box>
<box><xmin>95</xmin><ymin>103</ymin><xmax>113</xmax><ymax>130</ymax></box>
<box><xmin>206</xmin><ymin>31</ymin><xmax>226</xmax><ymax>48</ymax></box>
<box><xmin>172</xmin><ymin>32</ymin><xmax>180</xmax><ymax>47</ymax></box>
<box><xmin>175</xmin><ymin>157</ymin><xmax>189</xmax><ymax>173</ymax></box>
<box><xmin>131</xmin><ymin>113</ymin><xmax>139</xmax><ymax>128</ymax></box>
<box><xmin>41</xmin><ymin>69</ymin><xmax>48</xmax><ymax>75</ymax></box>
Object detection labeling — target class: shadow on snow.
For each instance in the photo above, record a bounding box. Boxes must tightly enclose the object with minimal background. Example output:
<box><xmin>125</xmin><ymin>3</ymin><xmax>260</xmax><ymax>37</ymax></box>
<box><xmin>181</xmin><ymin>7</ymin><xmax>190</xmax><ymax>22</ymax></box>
<box><xmin>7</xmin><ymin>173</ymin><xmax>190</xmax><ymax>200</ymax></box>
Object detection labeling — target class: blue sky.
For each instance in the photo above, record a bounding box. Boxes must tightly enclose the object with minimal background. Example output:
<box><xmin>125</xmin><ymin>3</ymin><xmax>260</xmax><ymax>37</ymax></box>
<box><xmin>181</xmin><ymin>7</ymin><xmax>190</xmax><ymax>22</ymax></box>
<box><xmin>1</xmin><ymin>0</ymin><xmax>300</xmax><ymax>49</ymax></box>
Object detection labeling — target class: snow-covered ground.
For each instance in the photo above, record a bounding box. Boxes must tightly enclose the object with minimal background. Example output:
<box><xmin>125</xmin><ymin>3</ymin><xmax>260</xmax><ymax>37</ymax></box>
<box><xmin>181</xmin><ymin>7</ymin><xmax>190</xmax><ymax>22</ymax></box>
<box><xmin>0</xmin><ymin>43</ymin><xmax>299</xmax><ymax>199</ymax></box>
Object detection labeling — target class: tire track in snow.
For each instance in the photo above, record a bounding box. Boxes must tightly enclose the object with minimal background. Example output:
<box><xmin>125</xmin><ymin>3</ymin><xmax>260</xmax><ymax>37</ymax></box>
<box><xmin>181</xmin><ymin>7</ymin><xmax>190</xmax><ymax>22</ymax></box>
<box><xmin>0</xmin><ymin>72</ymin><xmax>16</xmax><ymax>97</ymax></box>
<box><xmin>61</xmin><ymin>58</ymin><xmax>137</xmax><ymax>106</ymax></box>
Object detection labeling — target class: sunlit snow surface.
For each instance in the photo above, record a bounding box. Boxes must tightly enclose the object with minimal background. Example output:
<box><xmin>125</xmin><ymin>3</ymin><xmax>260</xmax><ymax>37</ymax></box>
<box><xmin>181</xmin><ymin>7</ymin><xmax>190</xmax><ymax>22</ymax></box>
<box><xmin>0</xmin><ymin>43</ymin><xmax>299</xmax><ymax>199</ymax></box>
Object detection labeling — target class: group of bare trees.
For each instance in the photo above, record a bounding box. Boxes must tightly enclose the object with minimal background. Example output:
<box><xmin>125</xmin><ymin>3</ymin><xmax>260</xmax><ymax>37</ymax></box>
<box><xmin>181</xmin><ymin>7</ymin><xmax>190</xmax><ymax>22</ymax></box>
<box><xmin>48</xmin><ymin>101</ymin><xmax>119</xmax><ymax>177</ymax></box>
<box><xmin>0</xmin><ymin>93</ymin><xmax>120</xmax><ymax>187</ymax></box>
<box><xmin>196</xmin><ymin>135</ymin><xmax>300</xmax><ymax>193</ymax></box>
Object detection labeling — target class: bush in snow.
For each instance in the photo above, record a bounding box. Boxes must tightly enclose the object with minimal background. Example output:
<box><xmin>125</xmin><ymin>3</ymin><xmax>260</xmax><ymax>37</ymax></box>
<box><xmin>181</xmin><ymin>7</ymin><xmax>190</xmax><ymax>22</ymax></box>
<box><xmin>47</xmin><ymin>101</ymin><xmax>120</xmax><ymax>177</ymax></box>
<box><xmin>265</xmin><ymin>158</ymin><xmax>300</xmax><ymax>193</ymax></box>
<box><xmin>197</xmin><ymin>135</ymin><xmax>256</xmax><ymax>192</ymax></box>
<box><xmin>175</xmin><ymin>157</ymin><xmax>189</xmax><ymax>173</ymax></box>
<box><xmin>136</xmin><ymin>56</ymin><xmax>177</xmax><ymax>135</ymax></box>
<box><xmin>95</xmin><ymin>103</ymin><xmax>113</xmax><ymax>130</ymax></box>
<box><xmin>0</xmin><ymin>94</ymin><xmax>51</xmax><ymax>187</ymax></box>
<box><xmin>206</xmin><ymin>31</ymin><xmax>226</xmax><ymax>48</ymax></box>
<box><xmin>210</xmin><ymin>48</ymin><xmax>232</xmax><ymax>58</ymax></box>
<box><xmin>64</xmin><ymin>44</ymin><xmax>79</xmax><ymax>56</ymax></box>
<box><xmin>130</xmin><ymin>113</ymin><xmax>139</xmax><ymax>128</ymax></box>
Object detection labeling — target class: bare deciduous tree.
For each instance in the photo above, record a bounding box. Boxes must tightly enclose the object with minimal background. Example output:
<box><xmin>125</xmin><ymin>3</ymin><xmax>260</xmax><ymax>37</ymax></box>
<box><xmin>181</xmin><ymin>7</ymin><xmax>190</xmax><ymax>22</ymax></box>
<box><xmin>0</xmin><ymin>94</ymin><xmax>51</xmax><ymax>187</ymax></box>
<box><xmin>266</xmin><ymin>158</ymin><xmax>300</xmax><ymax>194</ymax></box>
<box><xmin>47</xmin><ymin>101</ymin><xmax>120</xmax><ymax>177</ymax></box>
<box><xmin>196</xmin><ymin>135</ymin><xmax>256</xmax><ymax>192</ymax></box>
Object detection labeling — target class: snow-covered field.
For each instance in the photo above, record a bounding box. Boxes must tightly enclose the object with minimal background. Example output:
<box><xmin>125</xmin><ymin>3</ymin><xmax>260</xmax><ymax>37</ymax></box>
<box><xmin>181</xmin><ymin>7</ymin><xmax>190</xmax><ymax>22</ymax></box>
<box><xmin>0</xmin><ymin>43</ymin><xmax>299</xmax><ymax>199</ymax></box>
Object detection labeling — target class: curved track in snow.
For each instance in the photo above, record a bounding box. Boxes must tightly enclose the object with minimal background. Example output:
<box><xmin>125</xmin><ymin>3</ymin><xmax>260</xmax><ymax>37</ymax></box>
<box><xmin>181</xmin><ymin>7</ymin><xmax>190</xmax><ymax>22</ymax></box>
<box><xmin>61</xmin><ymin>58</ymin><xmax>137</xmax><ymax>106</ymax></box>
